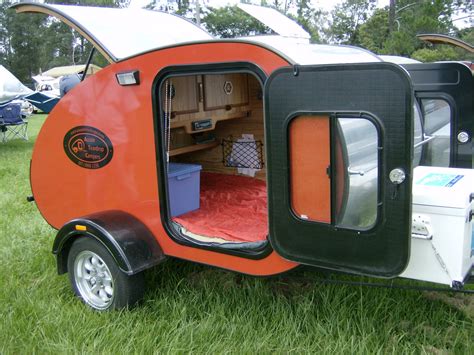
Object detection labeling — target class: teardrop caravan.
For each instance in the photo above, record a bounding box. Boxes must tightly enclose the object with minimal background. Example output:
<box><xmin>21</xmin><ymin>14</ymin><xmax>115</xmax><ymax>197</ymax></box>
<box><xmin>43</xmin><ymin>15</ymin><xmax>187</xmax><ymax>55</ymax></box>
<box><xmin>13</xmin><ymin>3</ymin><xmax>473</xmax><ymax>310</ymax></box>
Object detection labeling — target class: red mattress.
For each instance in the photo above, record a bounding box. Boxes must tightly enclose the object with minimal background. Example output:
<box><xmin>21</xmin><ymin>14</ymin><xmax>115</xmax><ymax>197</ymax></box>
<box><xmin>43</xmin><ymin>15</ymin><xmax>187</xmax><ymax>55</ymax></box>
<box><xmin>173</xmin><ymin>172</ymin><xmax>268</xmax><ymax>243</ymax></box>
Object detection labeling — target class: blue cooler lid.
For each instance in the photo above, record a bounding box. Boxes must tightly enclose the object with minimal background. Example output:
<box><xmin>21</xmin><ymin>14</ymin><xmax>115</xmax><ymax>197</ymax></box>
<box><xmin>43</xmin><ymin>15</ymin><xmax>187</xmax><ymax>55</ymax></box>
<box><xmin>168</xmin><ymin>162</ymin><xmax>202</xmax><ymax>178</ymax></box>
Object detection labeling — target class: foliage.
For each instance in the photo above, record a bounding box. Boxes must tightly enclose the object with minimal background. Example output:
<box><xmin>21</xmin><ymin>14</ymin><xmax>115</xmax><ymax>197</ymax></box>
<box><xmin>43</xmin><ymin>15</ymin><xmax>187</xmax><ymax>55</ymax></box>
<box><xmin>147</xmin><ymin>0</ymin><xmax>192</xmax><ymax>17</ymax></box>
<box><xmin>47</xmin><ymin>0</ymin><xmax>129</xmax><ymax>7</ymax></box>
<box><xmin>359</xmin><ymin>9</ymin><xmax>389</xmax><ymax>53</ymax></box>
<box><xmin>0</xmin><ymin>2</ymin><xmax>45</xmax><ymax>84</ymax></box>
<box><xmin>411</xmin><ymin>45</ymin><xmax>459</xmax><ymax>62</ymax></box>
<box><xmin>38</xmin><ymin>21</ymin><xmax>75</xmax><ymax>71</ymax></box>
<box><xmin>387</xmin><ymin>0</ymin><xmax>455</xmax><ymax>55</ymax></box>
<box><xmin>325</xmin><ymin>0</ymin><xmax>376</xmax><ymax>45</ymax></box>
<box><xmin>288</xmin><ymin>0</ymin><xmax>323</xmax><ymax>43</ymax></box>
<box><xmin>202</xmin><ymin>6</ymin><xmax>273</xmax><ymax>38</ymax></box>
<box><xmin>456</xmin><ymin>27</ymin><xmax>474</xmax><ymax>61</ymax></box>
<box><xmin>348</xmin><ymin>0</ymin><xmax>473</xmax><ymax>60</ymax></box>
<box><xmin>262</xmin><ymin>0</ymin><xmax>293</xmax><ymax>14</ymax></box>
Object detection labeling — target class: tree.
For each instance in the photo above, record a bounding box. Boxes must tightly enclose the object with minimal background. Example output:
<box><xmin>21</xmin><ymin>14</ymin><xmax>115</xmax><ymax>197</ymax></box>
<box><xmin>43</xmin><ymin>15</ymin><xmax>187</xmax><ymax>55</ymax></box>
<box><xmin>0</xmin><ymin>2</ymin><xmax>46</xmax><ymax>83</ymax></box>
<box><xmin>289</xmin><ymin>0</ymin><xmax>323</xmax><ymax>43</ymax></box>
<box><xmin>388</xmin><ymin>0</ymin><xmax>396</xmax><ymax>33</ymax></box>
<box><xmin>359</xmin><ymin>8</ymin><xmax>389</xmax><ymax>53</ymax></box>
<box><xmin>456</xmin><ymin>27</ymin><xmax>474</xmax><ymax>61</ymax></box>
<box><xmin>0</xmin><ymin>2</ymin><xmax>12</xmax><ymax>66</ymax></box>
<box><xmin>47</xmin><ymin>0</ymin><xmax>128</xmax><ymax>7</ymax></box>
<box><xmin>267</xmin><ymin>0</ymin><xmax>293</xmax><ymax>14</ymax></box>
<box><xmin>385</xmin><ymin>0</ymin><xmax>460</xmax><ymax>56</ymax></box>
<box><xmin>325</xmin><ymin>0</ymin><xmax>376</xmax><ymax>45</ymax></box>
<box><xmin>202</xmin><ymin>6</ymin><xmax>273</xmax><ymax>38</ymax></box>
<box><xmin>356</xmin><ymin>0</ymin><xmax>471</xmax><ymax>60</ymax></box>
<box><xmin>411</xmin><ymin>45</ymin><xmax>459</xmax><ymax>62</ymax></box>
<box><xmin>147</xmin><ymin>0</ymin><xmax>192</xmax><ymax>17</ymax></box>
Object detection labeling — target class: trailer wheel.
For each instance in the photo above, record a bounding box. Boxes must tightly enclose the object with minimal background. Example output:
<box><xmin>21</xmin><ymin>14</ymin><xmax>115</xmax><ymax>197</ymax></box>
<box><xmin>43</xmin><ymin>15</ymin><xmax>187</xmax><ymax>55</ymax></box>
<box><xmin>67</xmin><ymin>237</ymin><xmax>144</xmax><ymax>311</ymax></box>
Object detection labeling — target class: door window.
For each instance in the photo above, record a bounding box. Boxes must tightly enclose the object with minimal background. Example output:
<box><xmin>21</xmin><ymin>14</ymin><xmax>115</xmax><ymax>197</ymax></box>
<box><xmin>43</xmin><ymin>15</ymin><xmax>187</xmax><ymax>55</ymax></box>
<box><xmin>335</xmin><ymin>118</ymin><xmax>379</xmax><ymax>230</ymax></box>
<box><xmin>289</xmin><ymin>115</ymin><xmax>379</xmax><ymax>231</ymax></box>
<box><xmin>420</xmin><ymin>99</ymin><xmax>451</xmax><ymax>167</ymax></box>
<box><xmin>413</xmin><ymin>103</ymin><xmax>423</xmax><ymax>167</ymax></box>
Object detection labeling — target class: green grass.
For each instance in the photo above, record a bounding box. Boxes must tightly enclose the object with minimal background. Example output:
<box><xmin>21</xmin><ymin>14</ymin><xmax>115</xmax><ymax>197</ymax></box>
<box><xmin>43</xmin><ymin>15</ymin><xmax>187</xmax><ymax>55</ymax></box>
<box><xmin>0</xmin><ymin>115</ymin><xmax>472</xmax><ymax>353</ymax></box>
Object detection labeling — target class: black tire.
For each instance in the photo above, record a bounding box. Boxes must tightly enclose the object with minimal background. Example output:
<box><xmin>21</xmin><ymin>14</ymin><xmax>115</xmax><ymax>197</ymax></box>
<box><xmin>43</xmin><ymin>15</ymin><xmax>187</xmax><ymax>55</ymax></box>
<box><xmin>67</xmin><ymin>237</ymin><xmax>144</xmax><ymax>311</ymax></box>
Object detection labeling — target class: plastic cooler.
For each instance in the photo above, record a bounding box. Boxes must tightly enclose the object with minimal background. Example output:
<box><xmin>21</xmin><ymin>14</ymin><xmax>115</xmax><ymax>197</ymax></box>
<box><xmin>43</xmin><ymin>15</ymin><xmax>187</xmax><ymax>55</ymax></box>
<box><xmin>168</xmin><ymin>162</ymin><xmax>202</xmax><ymax>217</ymax></box>
<box><xmin>400</xmin><ymin>166</ymin><xmax>474</xmax><ymax>286</ymax></box>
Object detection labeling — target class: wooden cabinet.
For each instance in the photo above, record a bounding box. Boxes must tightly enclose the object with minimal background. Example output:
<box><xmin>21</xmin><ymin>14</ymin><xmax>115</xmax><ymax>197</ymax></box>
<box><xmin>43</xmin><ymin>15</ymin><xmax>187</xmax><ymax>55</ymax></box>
<box><xmin>203</xmin><ymin>74</ymin><xmax>249</xmax><ymax>111</ymax></box>
<box><xmin>162</xmin><ymin>76</ymin><xmax>199</xmax><ymax>115</ymax></box>
<box><xmin>164</xmin><ymin>73</ymin><xmax>251</xmax><ymax>136</ymax></box>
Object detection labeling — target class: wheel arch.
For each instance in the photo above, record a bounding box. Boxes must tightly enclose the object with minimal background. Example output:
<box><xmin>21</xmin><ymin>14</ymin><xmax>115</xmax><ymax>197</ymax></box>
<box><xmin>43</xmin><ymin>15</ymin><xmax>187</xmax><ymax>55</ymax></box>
<box><xmin>53</xmin><ymin>210</ymin><xmax>166</xmax><ymax>275</ymax></box>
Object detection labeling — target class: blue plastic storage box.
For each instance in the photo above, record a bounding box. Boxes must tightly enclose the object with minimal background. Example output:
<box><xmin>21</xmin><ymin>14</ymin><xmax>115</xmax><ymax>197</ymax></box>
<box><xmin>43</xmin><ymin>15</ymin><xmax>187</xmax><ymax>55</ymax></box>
<box><xmin>168</xmin><ymin>162</ymin><xmax>202</xmax><ymax>217</ymax></box>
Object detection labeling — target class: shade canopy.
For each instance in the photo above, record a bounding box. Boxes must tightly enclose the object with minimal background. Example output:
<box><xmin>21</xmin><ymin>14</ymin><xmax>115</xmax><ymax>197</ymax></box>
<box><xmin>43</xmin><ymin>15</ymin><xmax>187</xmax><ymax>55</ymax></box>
<box><xmin>12</xmin><ymin>3</ymin><xmax>213</xmax><ymax>62</ymax></box>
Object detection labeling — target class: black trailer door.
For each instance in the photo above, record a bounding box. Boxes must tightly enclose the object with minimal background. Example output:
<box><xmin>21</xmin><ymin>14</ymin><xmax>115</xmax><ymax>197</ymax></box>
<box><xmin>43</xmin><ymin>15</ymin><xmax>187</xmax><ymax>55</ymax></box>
<box><xmin>403</xmin><ymin>62</ymin><xmax>473</xmax><ymax>168</ymax></box>
<box><xmin>265</xmin><ymin>63</ymin><xmax>413</xmax><ymax>277</ymax></box>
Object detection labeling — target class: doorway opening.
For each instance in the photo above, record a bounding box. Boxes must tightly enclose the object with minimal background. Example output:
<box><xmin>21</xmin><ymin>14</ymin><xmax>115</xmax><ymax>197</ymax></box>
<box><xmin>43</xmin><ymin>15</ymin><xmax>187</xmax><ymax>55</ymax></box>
<box><xmin>155</xmin><ymin>65</ymin><xmax>269</xmax><ymax>254</ymax></box>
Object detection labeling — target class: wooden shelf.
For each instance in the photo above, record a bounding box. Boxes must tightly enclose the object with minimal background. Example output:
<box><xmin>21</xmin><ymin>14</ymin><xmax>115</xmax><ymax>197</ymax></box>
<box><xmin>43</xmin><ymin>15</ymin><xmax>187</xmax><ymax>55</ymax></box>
<box><xmin>169</xmin><ymin>141</ymin><xmax>219</xmax><ymax>157</ymax></box>
<box><xmin>170</xmin><ymin>110</ymin><xmax>250</xmax><ymax>134</ymax></box>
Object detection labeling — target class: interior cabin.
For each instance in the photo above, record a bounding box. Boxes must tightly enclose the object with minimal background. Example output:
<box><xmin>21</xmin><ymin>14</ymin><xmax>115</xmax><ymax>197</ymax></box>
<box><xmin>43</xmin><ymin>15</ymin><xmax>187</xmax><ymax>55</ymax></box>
<box><xmin>158</xmin><ymin>71</ymin><xmax>270</xmax><ymax>250</ymax></box>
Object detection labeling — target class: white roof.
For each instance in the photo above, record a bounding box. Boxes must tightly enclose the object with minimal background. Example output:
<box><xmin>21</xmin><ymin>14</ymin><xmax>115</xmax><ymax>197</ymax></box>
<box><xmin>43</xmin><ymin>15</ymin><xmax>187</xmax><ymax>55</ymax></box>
<box><xmin>237</xmin><ymin>4</ymin><xmax>310</xmax><ymax>40</ymax></box>
<box><xmin>380</xmin><ymin>55</ymin><xmax>421</xmax><ymax>64</ymax></box>
<box><xmin>242</xmin><ymin>36</ymin><xmax>381</xmax><ymax>65</ymax></box>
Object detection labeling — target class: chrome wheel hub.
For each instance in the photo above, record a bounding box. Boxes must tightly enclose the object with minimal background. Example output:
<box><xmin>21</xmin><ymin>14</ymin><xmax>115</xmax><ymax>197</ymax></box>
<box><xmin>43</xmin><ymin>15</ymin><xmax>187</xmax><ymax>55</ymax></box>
<box><xmin>74</xmin><ymin>250</ymin><xmax>114</xmax><ymax>310</ymax></box>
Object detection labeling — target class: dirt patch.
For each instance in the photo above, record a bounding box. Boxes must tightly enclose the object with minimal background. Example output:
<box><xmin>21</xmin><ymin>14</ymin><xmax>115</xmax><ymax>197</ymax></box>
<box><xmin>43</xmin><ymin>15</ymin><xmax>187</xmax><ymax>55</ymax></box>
<box><xmin>423</xmin><ymin>291</ymin><xmax>474</xmax><ymax>318</ymax></box>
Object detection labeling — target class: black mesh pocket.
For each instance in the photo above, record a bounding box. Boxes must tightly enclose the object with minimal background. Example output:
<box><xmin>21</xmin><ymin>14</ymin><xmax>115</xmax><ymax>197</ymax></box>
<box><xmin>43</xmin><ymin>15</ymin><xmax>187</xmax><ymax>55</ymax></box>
<box><xmin>222</xmin><ymin>139</ymin><xmax>264</xmax><ymax>169</ymax></box>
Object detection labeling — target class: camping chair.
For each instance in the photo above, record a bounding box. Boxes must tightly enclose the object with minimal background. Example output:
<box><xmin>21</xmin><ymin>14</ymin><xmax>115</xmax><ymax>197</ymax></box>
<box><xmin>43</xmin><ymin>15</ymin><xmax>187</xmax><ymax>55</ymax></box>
<box><xmin>0</xmin><ymin>103</ymin><xmax>28</xmax><ymax>143</ymax></box>
<box><xmin>24</xmin><ymin>91</ymin><xmax>59</xmax><ymax>113</ymax></box>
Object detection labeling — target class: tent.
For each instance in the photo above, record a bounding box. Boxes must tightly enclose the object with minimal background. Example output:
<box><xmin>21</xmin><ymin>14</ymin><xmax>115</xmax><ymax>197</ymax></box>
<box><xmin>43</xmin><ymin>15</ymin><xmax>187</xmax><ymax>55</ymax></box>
<box><xmin>0</xmin><ymin>65</ymin><xmax>59</xmax><ymax>113</ymax></box>
<box><xmin>42</xmin><ymin>64</ymin><xmax>102</xmax><ymax>78</ymax></box>
<box><xmin>0</xmin><ymin>65</ymin><xmax>33</xmax><ymax>104</ymax></box>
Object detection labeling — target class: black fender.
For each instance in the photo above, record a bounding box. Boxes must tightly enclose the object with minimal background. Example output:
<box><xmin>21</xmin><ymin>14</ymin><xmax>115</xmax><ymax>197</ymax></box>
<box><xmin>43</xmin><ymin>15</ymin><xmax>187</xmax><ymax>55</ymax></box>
<box><xmin>53</xmin><ymin>210</ymin><xmax>166</xmax><ymax>275</ymax></box>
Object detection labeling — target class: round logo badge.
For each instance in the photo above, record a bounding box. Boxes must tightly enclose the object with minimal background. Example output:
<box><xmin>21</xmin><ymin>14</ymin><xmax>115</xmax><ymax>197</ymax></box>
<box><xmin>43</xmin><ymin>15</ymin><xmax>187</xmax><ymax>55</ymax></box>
<box><xmin>64</xmin><ymin>126</ymin><xmax>113</xmax><ymax>169</ymax></box>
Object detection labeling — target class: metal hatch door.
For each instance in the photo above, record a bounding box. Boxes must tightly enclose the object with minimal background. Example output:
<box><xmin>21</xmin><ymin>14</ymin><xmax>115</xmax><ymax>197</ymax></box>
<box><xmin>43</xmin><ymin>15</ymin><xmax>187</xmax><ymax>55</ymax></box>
<box><xmin>237</xmin><ymin>3</ymin><xmax>310</xmax><ymax>40</ymax></box>
<box><xmin>265</xmin><ymin>63</ymin><xmax>413</xmax><ymax>277</ymax></box>
<box><xmin>12</xmin><ymin>3</ymin><xmax>212</xmax><ymax>63</ymax></box>
<box><xmin>402</xmin><ymin>62</ymin><xmax>473</xmax><ymax>168</ymax></box>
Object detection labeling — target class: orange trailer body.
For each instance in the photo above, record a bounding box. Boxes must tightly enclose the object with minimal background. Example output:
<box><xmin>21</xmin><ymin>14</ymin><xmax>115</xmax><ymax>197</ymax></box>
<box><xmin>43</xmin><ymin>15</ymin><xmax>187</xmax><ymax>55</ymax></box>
<box><xmin>31</xmin><ymin>42</ymin><xmax>298</xmax><ymax>276</ymax></box>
